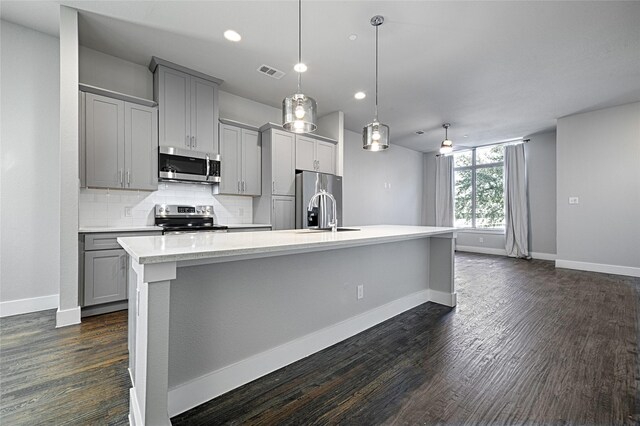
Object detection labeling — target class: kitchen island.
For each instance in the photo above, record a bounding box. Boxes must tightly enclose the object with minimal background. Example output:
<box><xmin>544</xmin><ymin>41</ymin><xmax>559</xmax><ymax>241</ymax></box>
<box><xmin>118</xmin><ymin>225</ymin><xmax>456</xmax><ymax>425</ymax></box>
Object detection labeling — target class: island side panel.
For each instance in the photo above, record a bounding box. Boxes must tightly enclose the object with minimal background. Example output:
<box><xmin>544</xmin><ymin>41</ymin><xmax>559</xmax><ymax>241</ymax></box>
<box><xmin>428</xmin><ymin>233</ymin><xmax>456</xmax><ymax>307</ymax></box>
<box><xmin>130</xmin><ymin>262</ymin><xmax>175</xmax><ymax>426</ymax></box>
<box><xmin>166</xmin><ymin>237</ymin><xmax>433</xmax><ymax>415</ymax></box>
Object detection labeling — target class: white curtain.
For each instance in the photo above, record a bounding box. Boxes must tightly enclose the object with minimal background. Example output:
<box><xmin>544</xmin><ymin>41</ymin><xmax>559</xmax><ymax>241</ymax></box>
<box><xmin>504</xmin><ymin>144</ymin><xmax>530</xmax><ymax>258</ymax></box>
<box><xmin>435</xmin><ymin>155</ymin><xmax>454</xmax><ymax>227</ymax></box>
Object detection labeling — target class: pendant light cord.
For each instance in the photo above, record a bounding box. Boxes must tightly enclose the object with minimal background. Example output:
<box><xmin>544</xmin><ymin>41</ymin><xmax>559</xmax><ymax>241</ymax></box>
<box><xmin>297</xmin><ymin>0</ymin><xmax>302</xmax><ymax>94</ymax></box>
<box><xmin>374</xmin><ymin>23</ymin><xmax>379</xmax><ymax>121</ymax></box>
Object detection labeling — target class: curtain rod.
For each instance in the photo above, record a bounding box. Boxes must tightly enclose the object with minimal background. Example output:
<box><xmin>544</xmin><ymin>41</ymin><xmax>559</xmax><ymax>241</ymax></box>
<box><xmin>436</xmin><ymin>138</ymin><xmax>530</xmax><ymax>157</ymax></box>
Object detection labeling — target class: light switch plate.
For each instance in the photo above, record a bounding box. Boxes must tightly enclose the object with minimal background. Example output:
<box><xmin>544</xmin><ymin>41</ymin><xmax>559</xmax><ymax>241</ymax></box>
<box><xmin>568</xmin><ymin>197</ymin><xmax>579</xmax><ymax>205</ymax></box>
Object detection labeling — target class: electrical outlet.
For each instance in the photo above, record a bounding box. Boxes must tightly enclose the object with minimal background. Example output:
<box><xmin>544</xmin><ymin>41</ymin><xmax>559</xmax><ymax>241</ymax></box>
<box><xmin>568</xmin><ymin>197</ymin><xmax>579</xmax><ymax>205</ymax></box>
<box><xmin>124</xmin><ymin>207</ymin><xmax>132</xmax><ymax>217</ymax></box>
<box><xmin>478</xmin><ymin>237</ymin><xmax>484</xmax><ymax>243</ymax></box>
<box><xmin>357</xmin><ymin>284</ymin><xmax>364</xmax><ymax>300</ymax></box>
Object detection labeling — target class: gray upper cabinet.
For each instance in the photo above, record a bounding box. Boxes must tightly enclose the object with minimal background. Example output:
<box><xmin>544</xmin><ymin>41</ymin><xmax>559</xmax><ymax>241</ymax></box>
<box><xmin>159</xmin><ymin>67</ymin><xmax>191</xmax><ymax>150</ymax></box>
<box><xmin>242</xmin><ymin>129</ymin><xmax>261</xmax><ymax>196</ymax></box>
<box><xmin>295</xmin><ymin>134</ymin><xmax>337</xmax><ymax>175</ymax></box>
<box><xmin>84</xmin><ymin>92</ymin><xmax>158</xmax><ymax>190</ymax></box>
<box><xmin>271</xmin><ymin>129</ymin><xmax>296</xmax><ymax>196</ymax></box>
<box><xmin>153</xmin><ymin>60</ymin><xmax>221</xmax><ymax>154</ymax></box>
<box><xmin>85</xmin><ymin>93</ymin><xmax>125</xmax><ymax>188</ymax></box>
<box><xmin>219</xmin><ymin>122</ymin><xmax>261</xmax><ymax>196</ymax></box>
<box><xmin>219</xmin><ymin>124</ymin><xmax>241</xmax><ymax>194</ymax></box>
<box><xmin>190</xmin><ymin>77</ymin><xmax>218</xmax><ymax>153</ymax></box>
<box><xmin>125</xmin><ymin>103</ymin><xmax>158</xmax><ymax>191</ymax></box>
<box><xmin>295</xmin><ymin>135</ymin><xmax>316</xmax><ymax>172</ymax></box>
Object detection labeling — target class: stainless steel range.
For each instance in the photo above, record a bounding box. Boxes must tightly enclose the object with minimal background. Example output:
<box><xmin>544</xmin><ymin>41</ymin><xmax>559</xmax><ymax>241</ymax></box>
<box><xmin>154</xmin><ymin>204</ymin><xmax>228</xmax><ymax>235</ymax></box>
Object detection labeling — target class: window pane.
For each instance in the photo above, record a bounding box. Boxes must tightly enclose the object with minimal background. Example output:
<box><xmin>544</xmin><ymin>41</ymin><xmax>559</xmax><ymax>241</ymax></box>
<box><xmin>475</xmin><ymin>166</ymin><xmax>504</xmax><ymax>228</ymax></box>
<box><xmin>454</xmin><ymin>151</ymin><xmax>472</xmax><ymax>168</ymax></box>
<box><xmin>476</xmin><ymin>145</ymin><xmax>504</xmax><ymax>165</ymax></box>
<box><xmin>454</xmin><ymin>169</ymin><xmax>472</xmax><ymax>227</ymax></box>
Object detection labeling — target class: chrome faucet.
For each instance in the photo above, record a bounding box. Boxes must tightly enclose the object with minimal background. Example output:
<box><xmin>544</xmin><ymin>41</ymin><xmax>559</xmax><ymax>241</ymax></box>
<box><xmin>307</xmin><ymin>189</ymin><xmax>338</xmax><ymax>233</ymax></box>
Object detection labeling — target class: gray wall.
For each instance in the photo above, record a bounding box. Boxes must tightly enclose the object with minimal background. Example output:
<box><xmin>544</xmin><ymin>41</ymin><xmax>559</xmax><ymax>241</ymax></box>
<box><xmin>556</xmin><ymin>102</ymin><xmax>640</xmax><ymax>269</ymax></box>
<box><xmin>1</xmin><ymin>21</ymin><xmax>60</xmax><ymax>305</ymax></box>
<box><xmin>79</xmin><ymin>46</ymin><xmax>282</xmax><ymax>127</ymax></box>
<box><xmin>422</xmin><ymin>132</ymin><xmax>558</xmax><ymax>257</ymax></box>
<box><xmin>342</xmin><ymin>129</ymin><xmax>423</xmax><ymax>226</ymax></box>
<box><xmin>526</xmin><ymin>131</ymin><xmax>557</xmax><ymax>255</ymax></box>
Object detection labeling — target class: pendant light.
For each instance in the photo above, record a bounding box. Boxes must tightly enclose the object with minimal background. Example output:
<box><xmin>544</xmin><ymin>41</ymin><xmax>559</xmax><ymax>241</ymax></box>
<box><xmin>363</xmin><ymin>15</ymin><xmax>389</xmax><ymax>151</ymax></box>
<box><xmin>282</xmin><ymin>0</ymin><xmax>317</xmax><ymax>133</ymax></box>
<box><xmin>440</xmin><ymin>123</ymin><xmax>453</xmax><ymax>154</ymax></box>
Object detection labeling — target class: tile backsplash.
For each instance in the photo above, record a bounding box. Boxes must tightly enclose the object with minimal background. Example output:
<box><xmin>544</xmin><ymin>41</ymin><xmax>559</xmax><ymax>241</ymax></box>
<box><xmin>79</xmin><ymin>183</ymin><xmax>254</xmax><ymax>227</ymax></box>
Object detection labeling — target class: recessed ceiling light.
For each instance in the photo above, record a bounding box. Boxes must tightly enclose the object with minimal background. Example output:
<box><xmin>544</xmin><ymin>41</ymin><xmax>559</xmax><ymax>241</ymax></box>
<box><xmin>224</xmin><ymin>30</ymin><xmax>242</xmax><ymax>42</ymax></box>
<box><xmin>464</xmin><ymin>135</ymin><xmax>468</xmax><ymax>138</ymax></box>
<box><xmin>348</xmin><ymin>34</ymin><xmax>358</xmax><ymax>41</ymax></box>
<box><xmin>294</xmin><ymin>62</ymin><xmax>307</xmax><ymax>73</ymax></box>
<box><xmin>354</xmin><ymin>91</ymin><xmax>366</xmax><ymax>100</ymax></box>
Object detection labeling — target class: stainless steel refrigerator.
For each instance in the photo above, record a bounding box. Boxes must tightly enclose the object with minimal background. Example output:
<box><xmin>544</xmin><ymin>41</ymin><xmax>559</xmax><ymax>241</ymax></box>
<box><xmin>295</xmin><ymin>171</ymin><xmax>343</xmax><ymax>229</ymax></box>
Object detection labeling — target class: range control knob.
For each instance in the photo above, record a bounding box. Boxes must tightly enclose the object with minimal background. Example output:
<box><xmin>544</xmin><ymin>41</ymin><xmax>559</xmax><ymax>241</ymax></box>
<box><xmin>165</xmin><ymin>208</ymin><xmax>170</xmax><ymax>213</ymax></box>
<box><xmin>159</xmin><ymin>207</ymin><xmax>164</xmax><ymax>213</ymax></box>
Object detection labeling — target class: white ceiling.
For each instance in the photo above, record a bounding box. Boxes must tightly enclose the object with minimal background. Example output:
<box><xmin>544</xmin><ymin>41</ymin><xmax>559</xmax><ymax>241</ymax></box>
<box><xmin>2</xmin><ymin>1</ymin><xmax>640</xmax><ymax>152</ymax></box>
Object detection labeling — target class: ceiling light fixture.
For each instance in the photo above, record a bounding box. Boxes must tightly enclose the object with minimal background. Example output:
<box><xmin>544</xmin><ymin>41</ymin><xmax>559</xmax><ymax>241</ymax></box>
<box><xmin>363</xmin><ymin>15</ymin><xmax>389</xmax><ymax>152</ymax></box>
<box><xmin>354</xmin><ymin>91</ymin><xmax>366</xmax><ymax>100</ymax></box>
<box><xmin>282</xmin><ymin>0</ymin><xmax>317</xmax><ymax>133</ymax></box>
<box><xmin>294</xmin><ymin>63</ymin><xmax>307</xmax><ymax>73</ymax></box>
<box><xmin>223</xmin><ymin>30</ymin><xmax>242</xmax><ymax>42</ymax></box>
<box><xmin>440</xmin><ymin>123</ymin><xmax>453</xmax><ymax>154</ymax></box>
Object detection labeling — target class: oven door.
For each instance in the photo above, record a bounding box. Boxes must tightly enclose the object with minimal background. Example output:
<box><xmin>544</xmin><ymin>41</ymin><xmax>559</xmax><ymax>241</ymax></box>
<box><xmin>158</xmin><ymin>147</ymin><xmax>220</xmax><ymax>183</ymax></box>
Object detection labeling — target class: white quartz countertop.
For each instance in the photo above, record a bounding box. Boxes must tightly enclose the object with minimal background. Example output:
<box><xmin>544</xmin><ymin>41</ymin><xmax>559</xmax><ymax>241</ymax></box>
<box><xmin>79</xmin><ymin>225</ymin><xmax>163</xmax><ymax>233</ymax></box>
<box><xmin>225</xmin><ymin>223</ymin><xmax>272</xmax><ymax>229</ymax></box>
<box><xmin>118</xmin><ymin>225</ymin><xmax>456</xmax><ymax>265</ymax></box>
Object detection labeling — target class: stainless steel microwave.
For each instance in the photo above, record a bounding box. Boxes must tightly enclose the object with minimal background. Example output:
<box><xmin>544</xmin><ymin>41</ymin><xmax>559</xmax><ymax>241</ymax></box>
<box><xmin>158</xmin><ymin>146</ymin><xmax>221</xmax><ymax>184</ymax></box>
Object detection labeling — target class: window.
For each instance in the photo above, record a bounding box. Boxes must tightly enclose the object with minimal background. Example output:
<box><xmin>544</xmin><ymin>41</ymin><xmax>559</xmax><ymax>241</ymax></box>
<box><xmin>453</xmin><ymin>145</ymin><xmax>505</xmax><ymax>229</ymax></box>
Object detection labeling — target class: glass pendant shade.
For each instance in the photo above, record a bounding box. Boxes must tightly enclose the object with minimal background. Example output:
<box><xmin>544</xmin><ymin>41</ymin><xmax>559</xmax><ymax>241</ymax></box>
<box><xmin>439</xmin><ymin>123</ymin><xmax>453</xmax><ymax>154</ymax></box>
<box><xmin>439</xmin><ymin>140</ymin><xmax>453</xmax><ymax>154</ymax></box>
<box><xmin>283</xmin><ymin>93</ymin><xmax>317</xmax><ymax>133</ymax></box>
<box><xmin>363</xmin><ymin>121</ymin><xmax>390</xmax><ymax>151</ymax></box>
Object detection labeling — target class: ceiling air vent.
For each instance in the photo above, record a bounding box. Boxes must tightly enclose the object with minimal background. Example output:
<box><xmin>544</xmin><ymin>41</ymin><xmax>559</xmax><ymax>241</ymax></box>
<box><xmin>257</xmin><ymin>64</ymin><xmax>285</xmax><ymax>80</ymax></box>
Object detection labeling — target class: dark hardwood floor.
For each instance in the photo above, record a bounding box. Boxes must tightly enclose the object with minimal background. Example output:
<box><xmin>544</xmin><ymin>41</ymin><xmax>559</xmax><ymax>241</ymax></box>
<box><xmin>1</xmin><ymin>253</ymin><xmax>639</xmax><ymax>425</ymax></box>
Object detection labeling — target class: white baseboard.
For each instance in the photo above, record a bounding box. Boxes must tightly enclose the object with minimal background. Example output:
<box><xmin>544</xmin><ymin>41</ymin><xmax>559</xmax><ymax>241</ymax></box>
<box><xmin>0</xmin><ymin>294</ymin><xmax>58</xmax><ymax>318</ymax></box>
<box><xmin>530</xmin><ymin>252</ymin><xmax>556</xmax><ymax>261</ymax></box>
<box><xmin>430</xmin><ymin>289</ymin><xmax>457</xmax><ymax>307</ymax></box>
<box><xmin>556</xmin><ymin>259</ymin><xmax>640</xmax><ymax>278</ymax></box>
<box><xmin>55</xmin><ymin>306</ymin><xmax>81</xmax><ymax>327</ymax></box>
<box><xmin>456</xmin><ymin>245</ymin><xmax>507</xmax><ymax>256</ymax></box>
<box><xmin>168</xmin><ymin>289</ymin><xmax>433</xmax><ymax>417</ymax></box>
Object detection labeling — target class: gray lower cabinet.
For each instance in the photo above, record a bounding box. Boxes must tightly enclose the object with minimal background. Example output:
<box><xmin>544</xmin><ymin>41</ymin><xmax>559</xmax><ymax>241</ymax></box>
<box><xmin>80</xmin><ymin>230</ymin><xmax>161</xmax><ymax>315</ymax></box>
<box><xmin>84</xmin><ymin>249</ymin><xmax>128</xmax><ymax>306</ymax></box>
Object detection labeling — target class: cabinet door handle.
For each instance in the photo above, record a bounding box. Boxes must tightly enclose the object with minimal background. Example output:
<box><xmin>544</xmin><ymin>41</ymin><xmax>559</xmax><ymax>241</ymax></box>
<box><xmin>186</xmin><ymin>135</ymin><xmax>190</xmax><ymax>147</ymax></box>
<box><xmin>119</xmin><ymin>169</ymin><xmax>123</xmax><ymax>186</ymax></box>
<box><xmin>237</xmin><ymin>181</ymin><xmax>240</xmax><ymax>193</ymax></box>
<box><xmin>126</xmin><ymin>170</ymin><xmax>130</xmax><ymax>186</ymax></box>
<box><xmin>192</xmin><ymin>136</ymin><xmax>196</xmax><ymax>148</ymax></box>
<box><xmin>242</xmin><ymin>181</ymin><xmax>246</xmax><ymax>192</ymax></box>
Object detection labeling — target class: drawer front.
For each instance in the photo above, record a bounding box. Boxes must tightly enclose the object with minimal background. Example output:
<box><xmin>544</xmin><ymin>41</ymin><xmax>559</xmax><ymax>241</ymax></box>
<box><xmin>84</xmin><ymin>231</ymin><xmax>162</xmax><ymax>250</ymax></box>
